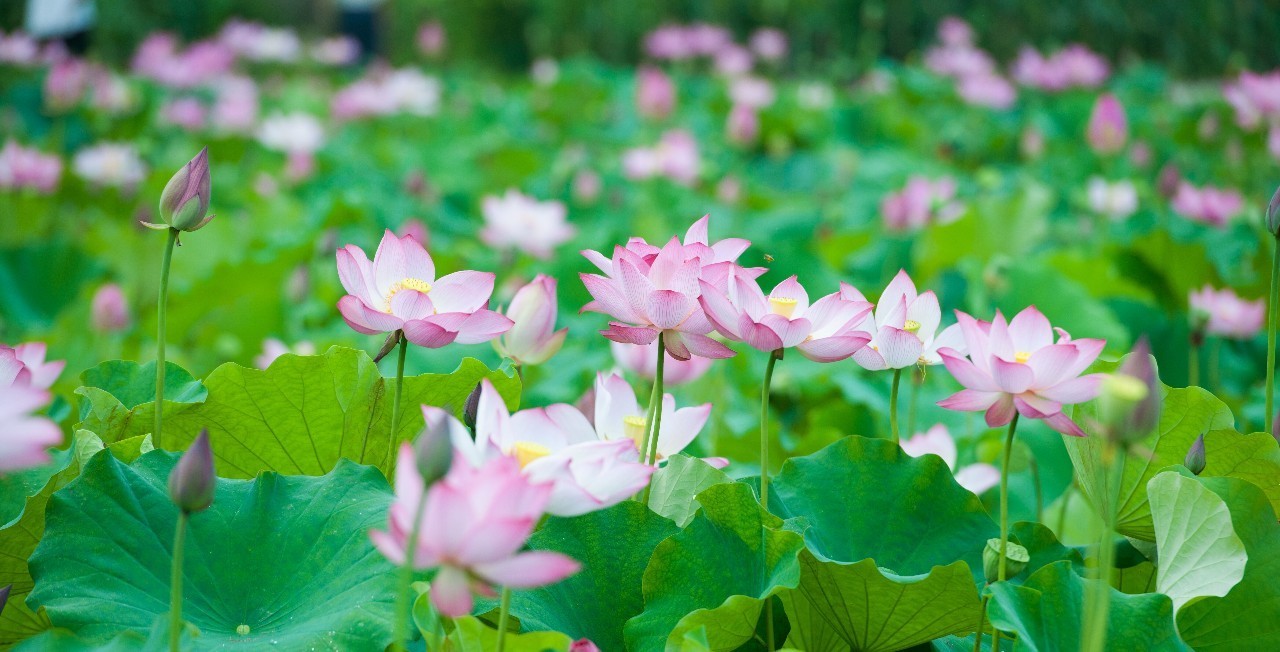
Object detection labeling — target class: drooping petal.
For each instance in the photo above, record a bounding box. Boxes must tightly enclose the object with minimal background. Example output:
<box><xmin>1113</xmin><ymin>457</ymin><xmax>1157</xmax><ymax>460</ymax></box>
<box><xmin>1041</xmin><ymin>411</ymin><xmax>1088</xmax><ymax>437</ymax></box>
<box><xmin>851</xmin><ymin>344</ymin><xmax>888</xmax><ymax>371</ymax></box>
<box><xmin>698</xmin><ymin>280</ymin><xmax>744</xmax><ymax>339</ymax></box>
<box><xmin>430</xmin><ymin>566</ymin><xmax>476</xmax><ymax>618</ymax></box>
<box><xmin>938</xmin><ymin>349</ymin><xmax>999</xmax><ymax>391</ymax></box>
<box><xmin>741</xmin><ymin>319</ymin><xmax>785</xmax><ymax>353</ymax></box>
<box><xmin>402</xmin><ymin>319</ymin><xmax>459</xmax><ymax>348</ymax></box>
<box><xmin>602</xmin><ymin>322</ymin><xmax>659</xmax><ymax>345</ymax></box>
<box><xmin>758</xmin><ymin>314</ymin><xmax>812</xmax><ymax>348</ymax></box>
<box><xmin>474</xmin><ymin>551</ymin><xmax>581</xmax><ymax>588</ymax></box>
<box><xmin>796</xmin><ymin>333</ymin><xmax>871</xmax><ymax>363</ymax></box>
<box><xmin>453</xmin><ymin>310</ymin><xmax>514</xmax><ymax>344</ymax></box>
<box><xmin>676</xmin><ymin>332</ymin><xmax>736</xmax><ymax>359</ymax></box>
<box><xmin>984</xmin><ymin>394</ymin><xmax>1017</xmax><ymax>427</ymax></box>
<box><xmin>938</xmin><ymin>389</ymin><xmax>1002</xmax><ymax>412</ymax></box>
<box><xmin>1036</xmin><ymin>373</ymin><xmax>1104</xmax><ymax>405</ymax></box>
<box><xmin>337</xmin><ymin>295</ymin><xmax>404</xmax><ymax>334</ymax></box>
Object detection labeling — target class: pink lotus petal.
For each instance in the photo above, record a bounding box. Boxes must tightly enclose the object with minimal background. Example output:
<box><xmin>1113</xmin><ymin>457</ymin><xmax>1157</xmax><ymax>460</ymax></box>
<box><xmin>602</xmin><ymin>322</ymin><xmax>659</xmax><ymax>346</ymax></box>
<box><xmin>796</xmin><ymin>333</ymin><xmax>871</xmax><ymax>363</ymax></box>
<box><xmin>938</xmin><ymin>389</ymin><xmax>1002</xmax><ymax>412</ymax></box>
<box><xmin>984</xmin><ymin>394</ymin><xmax>1017</xmax><ymax>427</ymax></box>
<box><xmin>337</xmin><ymin>295</ymin><xmax>403</xmax><ymax>334</ymax></box>
<box><xmin>431</xmin><ymin>270</ymin><xmax>495</xmax><ymax>314</ymax></box>
<box><xmin>646</xmin><ymin>289</ymin><xmax>696</xmax><ymax>330</ymax></box>
<box><xmin>430</xmin><ymin>566</ymin><xmax>475</xmax><ymax>618</ymax></box>
<box><xmin>453</xmin><ymin>309</ymin><xmax>513</xmax><ymax>344</ymax></box>
<box><xmin>877</xmin><ymin>327</ymin><xmax>926</xmax><ymax>369</ymax></box>
<box><xmin>474</xmin><ymin>551</ymin><xmax>581</xmax><ymax>587</ymax></box>
<box><xmin>1007</xmin><ymin>305</ymin><xmax>1053</xmax><ymax>353</ymax></box>
<box><xmin>402</xmin><ymin>319</ymin><xmax>459</xmax><ymax>348</ymax></box>
<box><xmin>991</xmin><ymin>358</ymin><xmax>1035</xmax><ymax>394</ymax></box>
<box><xmin>674</xmin><ymin>332</ymin><xmax>736</xmax><ymax>359</ymax></box>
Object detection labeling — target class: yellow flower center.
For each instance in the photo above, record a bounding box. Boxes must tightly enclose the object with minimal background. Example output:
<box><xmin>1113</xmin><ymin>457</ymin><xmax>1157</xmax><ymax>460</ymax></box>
<box><xmin>511</xmin><ymin>441</ymin><xmax>550</xmax><ymax>469</ymax></box>
<box><xmin>383</xmin><ymin>277</ymin><xmax>433</xmax><ymax>313</ymax></box>
<box><xmin>1015</xmin><ymin>351</ymin><xmax>1031</xmax><ymax>364</ymax></box>
<box><xmin>769</xmin><ymin>296</ymin><xmax>798</xmax><ymax>318</ymax></box>
<box><xmin>904</xmin><ymin>319</ymin><xmax>921</xmax><ymax>333</ymax></box>
<box><xmin>624</xmin><ymin>415</ymin><xmax>648</xmax><ymax>449</ymax></box>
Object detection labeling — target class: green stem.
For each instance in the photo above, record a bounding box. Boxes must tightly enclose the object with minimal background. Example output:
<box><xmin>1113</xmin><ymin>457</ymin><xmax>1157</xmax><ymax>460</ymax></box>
<box><xmin>889</xmin><ymin>368</ymin><xmax>903</xmax><ymax>443</ymax></box>
<box><xmin>393</xmin><ymin>483</ymin><xmax>429</xmax><ymax>650</ymax></box>
<box><xmin>639</xmin><ymin>334</ymin><xmax>666</xmax><ymax>503</ymax></box>
<box><xmin>1082</xmin><ymin>443</ymin><xmax>1126</xmax><ymax>652</ymax></box>
<box><xmin>1029</xmin><ymin>456</ymin><xmax>1043</xmax><ymax>525</ymax></box>
<box><xmin>997</xmin><ymin>414</ymin><xmax>1020</xmax><ymax>583</ymax></box>
<box><xmin>169</xmin><ymin>512</ymin><xmax>188</xmax><ymax>652</ymax></box>
<box><xmin>390</xmin><ymin>335</ymin><xmax>408</xmax><ymax>441</ymax></box>
<box><xmin>1267</xmin><ymin>239</ymin><xmax>1279</xmax><ymax>434</ymax></box>
<box><xmin>973</xmin><ymin>595</ymin><xmax>989</xmax><ymax>652</ymax></box>
<box><xmin>907</xmin><ymin>368</ymin><xmax>922</xmax><ymax>436</ymax></box>
<box><xmin>1209</xmin><ymin>338</ymin><xmax>1221</xmax><ymax>392</ymax></box>
<box><xmin>1188</xmin><ymin>341</ymin><xmax>1200</xmax><ymax>388</ymax></box>
<box><xmin>1056</xmin><ymin>481</ymin><xmax>1073</xmax><ymax>541</ymax></box>
<box><xmin>495</xmin><ymin>586</ymin><xmax>512</xmax><ymax>652</ymax></box>
<box><xmin>761</xmin><ymin>349</ymin><xmax>781</xmax><ymax>652</ymax></box>
<box><xmin>155</xmin><ymin>228</ymin><xmax>178</xmax><ymax>449</ymax></box>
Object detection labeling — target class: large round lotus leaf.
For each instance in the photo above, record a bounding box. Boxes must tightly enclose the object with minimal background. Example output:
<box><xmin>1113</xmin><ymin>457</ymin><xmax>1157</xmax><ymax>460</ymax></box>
<box><xmin>1148</xmin><ymin>471</ymin><xmax>1247</xmax><ymax>613</ymax></box>
<box><xmin>27</xmin><ymin>449</ymin><xmax>397</xmax><ymax>650</ymax></box>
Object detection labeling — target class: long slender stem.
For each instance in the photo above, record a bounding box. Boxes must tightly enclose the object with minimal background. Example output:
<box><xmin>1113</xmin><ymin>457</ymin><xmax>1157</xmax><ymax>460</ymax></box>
<box><xmin>390</xmin><ymin>335</ymin><xmax>408</xmax><ymax>441</ymax></box>
<box><xmin>761</xmin><ymin>349</ymin><xmax>781</xmax><ymax>652</ymax></box>
<box><xmin>169</xmin><ymin>512</ymin><xmax>188</xmax><ymax>652</ymax></box>
<box><xmin>1029</xmin><ymin>456</ymin><xmax>1043</xmax><ymax>525</ymax></box>
<box><xmin>907</xmin><ymin>368</ymin><xmax>922</xmax><ymax>436</ymax></box>
<box><xmin>1267</xmin><ymin>240</ymin><xmax>1279</xmax><ymax>434</ymax></box>
<box><xmin>639</xmin><ymin>334</ymin><xmax>666</xmax><ymax>504</ymax></box>
<box><xmin>495</xmin><ymin>586</ymin><xmax>512</xmax><ymax>652</ymax></box>
<box><xmin>1188</xmin><ymin>341</ymin><xmax>1200</xmax><ymax>388</ymax></box>
<box><xmin>889</xmin><ymin>368</ymin><xmax>903</xmax><ymax>443</ymax></box>
<box><xmin>155</xmin><ymin>228</ymin><xmax>179</xmax><ymax>449</ymax></box>
<box><xmin>997</xmin><ymin>414</ymin><xmax>1020</xmax><ymax>583</ymax></box>
<box><xmin>973</xmin><ymin>595</ymin><xmax>989</xmax><ymax>652</ymax></box>
<box><xmin>1082</xmin><ymin>443</ymin><xmax>1125</xmax><ymax>652</ymax></box>
<box><xmin>393</xmin><ymin>483</ymin><xmax>429</xmax><ymax>650</ymax></box>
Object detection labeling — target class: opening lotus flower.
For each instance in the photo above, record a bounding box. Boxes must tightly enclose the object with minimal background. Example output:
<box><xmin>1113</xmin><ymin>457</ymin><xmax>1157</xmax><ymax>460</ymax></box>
<box><xmin>591</xmin><ymin>372</ymin><xmax>721</xmax><ymax>466</ymax></box>
<box><xmin>336</xmin><ymin>230</ymin><xmax>512</xmax><ymax>347</ymax></box>
<box><xmin>370</xmin><ymin>443</ymin><xmax>579</xmax><ymax>617</ymax></box>
<box><xmin>936</xmin><ymin>305</ymin><xmax>1105</xmax><ymax>436</ymax></box>
<box><xmin>845</xmin><ymin>270</ymin><xmax>965</xmax><ymax>370</ymax></box>
<box><xmin>699</xmin><ymin>273</ymin><xmax>873</xmax><ymax>362</ymax></box>
<box><xmin>493</xmin><ymin>274</ymin><xmax>569</xmax><ymax>366</ymax></box>
<box><xmin>901</xmin><ymin>424</ymin><xmax>999</xmax><ymax>494</ymax></box>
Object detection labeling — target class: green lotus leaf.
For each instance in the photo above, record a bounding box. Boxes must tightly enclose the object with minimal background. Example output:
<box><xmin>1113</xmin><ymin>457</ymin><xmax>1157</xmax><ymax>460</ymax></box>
<box><xmin>647</xmin><ymin>455</ymin><xmax>732</xmax><ymax>527</ymax></box>
<box><xmin>1148</xmin><ymin>471</ymin><xmax>1247</xmax><ymax>612</ymax></box>
<box><xmin>444</xmin><ymin>616</ymin><xmax>573</xmax><ymax>652</ymax></box>
<box><xmin>76</xmin><ymin>360</ymin><xmax>207</xmax><ymax>447</ymax></box>
<box><xmin>27</xmin><ymin>449</ymin><xmax>397</xmax><ymax>650</ymax></box>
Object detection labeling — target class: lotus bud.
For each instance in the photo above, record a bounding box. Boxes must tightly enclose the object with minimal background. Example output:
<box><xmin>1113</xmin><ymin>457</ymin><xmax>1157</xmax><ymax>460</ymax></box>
<box><xmin>90</xmin><ymin>283</ymin><xmax>130</xmax><ymax>333</ymax></box>
<box><xmin>414</xmin><ymin>413</ymin><xmax>454</xmax><ymax>487</ymax></box>
<box><xmin>462</xmin><ymin>382</ymin><xmax>483</xmax><ymax>432</ymax></box>
<box><xmin>1185</xmin><ymin>433</ymin><xmax>1207</xmax><ymax>475</ymax></box>
<box><xmin>1086</xmin><ymin>94</ymin><xmax>1127</xmax><ymax>155</ymax></box>
<box><xmin>493</xmin><ymin>275</ymin><xmax>568</xmax><ymax>366</ymax></box>
<box><xmin>570</xmin><ymin>640</ymin><xmax>601</xmax><ymax>652</ymax></box>
<box><xmin>1266</xmin><ymin>183</ymin><xmax>1280</xmax><ymax>238</ymax></box>
<box><xmin>168</xmin><ymin>429</ymin><xmax>216</xmax><ymax>514</ymax></box>
<box><xmin>148</xmin><ymin>147</ymin><xmax>213</xmax><ymax>232</ymax></box>
<box><xmin>1096</xmin><ymin>338</ymin><xmax>1159</xmax><ymax>444</ymax></box>
<box><xmin>982</xmin><ymin>538</ymin><xmax>1029</xmax><ymax>583</ymax></box>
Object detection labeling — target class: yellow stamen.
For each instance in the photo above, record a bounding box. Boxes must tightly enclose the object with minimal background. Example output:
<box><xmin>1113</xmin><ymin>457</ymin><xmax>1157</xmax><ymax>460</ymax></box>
<box><xmin>1015</xmin><ymin>351</ymin><xmax>1031</xmax><ymax>364</ymax></box>
<box><xmin>511</xmin><ymin>441</ymin><xmax>550</xmax><ymax>469</ymax></box>
<box><xmin>768</xmin><ymin>296</ymin><xmax>798</xmax><ymax>318</ymax></box>
<box><xmin>903</xmin><ymin>319</ymin><xmax>921</xmax><ymax>333</ymax></box>
<box><xmin>383</xmin><ymin>277</ymin><xmax>433</xmax><ymax>312</ymax></box>
<box><xmin>624</xmin><ymin>415</ymin><xmax>648</xmax><ymax>451</ymax></box>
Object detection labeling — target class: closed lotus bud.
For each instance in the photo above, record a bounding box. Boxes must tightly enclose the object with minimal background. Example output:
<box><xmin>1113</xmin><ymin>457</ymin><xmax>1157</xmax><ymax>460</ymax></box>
<box><xmin>414</xmin><ymin>413</ymin><xmax>453</xmax><ymax>486</ymax></box>
<box><xmin>1266</xmin><ymin>183</ymin><xmax>1280</xmax><ymax>238</ymax></box>
<box><xmin>982</xmin><ymin>538</ymin><xmax>1029</xmax><ymax>583</ymax></box>
<box><xmin>168</xmin><ymin>430</ymin><xmax>216</xmax><ymax>514</ymax></box>
<box><xmin>463</xmin><ymin>382</ymin><xmax>483</xmax><ymax>432</ymax></box>
<box><xmin>570</xmin><ymin>639</ymin><xmax>601</xmax><ymax>652</ymax></box>
<box><xmin>1186</xmin><ymin>433</ymin><xmax>1207</xmax><ymax>475</ymax></box>
<box><xmin>1097</xmin><ymin>337</ymin><xmax>1159</xmax><ymax>444</ymax></box>
<box><xmin>149</xmin><ymin>147</ymin><xmax>213</xmax><ymax>232</ymax></box>
<box><xmin>493</xmin><ymin>275</ymin><xmax>568</xmax><ymax>366</ymax></box>
<box><xmin>1086</xmin><ymin>93</ymin><xmax>1127</xmax><ymax>155</ymax></box>
<box><xmin>90</xmin><ymin>283</ymin><xmax>130</xmax><ymax>333</ymax></box>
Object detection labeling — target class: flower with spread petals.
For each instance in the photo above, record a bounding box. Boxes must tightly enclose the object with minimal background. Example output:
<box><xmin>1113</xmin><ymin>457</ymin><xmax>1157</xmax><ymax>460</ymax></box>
<box><xmin>0</xmin><ymin>382</ymin><xmax>62</xmax><ymax>471</ymax></box>
<box><xmin>844</xmin><ymin>270</ymin><xmax>965</xmax><ymax>370</ymax></box>
<box><xmin>591</xmin><ymin>372</ymin><xmax>721</xmax><ymax>466</ymax></box>
<box><xmin>1189</xmin><ymin>285</ymin><xmax>1265</xmax><ymax>339</ymax></box>
<box><xmin>699</xmin><ymin>273</ymin><xmax>872</xmax><ymax>361</ymax></box>
<box><xmin>1171</xmin><ymin>182</ymin><xmax>1244</xmax><ymax>228</ymax></box>
<box><xmin>493</xmin><ymin>274</ymin><xmax>568</xmax><ymax>366</ymax></box>
<box><xmin>370</xmin><ymin>443</ymin><xmax>579</xmax><ymax>617</ymax></box>
<box><xmin>936</xmin><ymin>305</ymin><xmax>1106</xmax><ymax>436</ymax></box>
<box><xmin>480</xmin><ymin>190</ymin><xmax>574</xmax><ymax>260</ymax></box>
<box><xmin>336</xmin><ymin>230</ymin><xmax>512</xmax><ymax>347</ymax></box>
<box><xmin>901</xmin><ymin>424</ymin><xmax>999</xmax><ymax>494</ymax></box>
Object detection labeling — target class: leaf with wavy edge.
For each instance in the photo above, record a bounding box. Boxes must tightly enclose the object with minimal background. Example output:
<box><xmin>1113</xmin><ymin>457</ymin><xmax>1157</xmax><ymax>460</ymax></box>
<box><xmin>647</xmin><ymin>455</ymin><xmax>731</xmax><ymax>528</ymax></box>
<box><xmin>1148</xmin><ymin>471</ymin><xmax>1247</xmax><ymax>613</ymax></box>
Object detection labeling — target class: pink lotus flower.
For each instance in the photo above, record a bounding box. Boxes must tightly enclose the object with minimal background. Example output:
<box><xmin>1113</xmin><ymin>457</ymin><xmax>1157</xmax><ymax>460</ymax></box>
<box><xmin>398</xmin><ymin>219</ymin><xmax>429</xmax><ymax>245</ymax></box>
<box><xmin>728</xmin><ymin>77</ymin><xmax>776</xmax><ymax>109</ymax></box>
<box><xmin>686</xmin><ymin>23</ymin><xmax>732</xmax><ymax>56</ymax></box>
<box><xmin>611</xmin><ymin>340</ymin><xmax>712</xmax><ymax>386</ymax></box>
<box><xmin>417</xmin><ymin>21</ymin><xmax>446</xmax><ymax>57</ymax></box>
<box><xmin>254</xmin><ymin>338</ymin><xmax>316</xmax><ymax>368</ymax></box>
<box><xmin>621</xmin><ymin>130</ymin><xmax>700</xmax><ymax>185</ymax></box>
<box><xmin>901</xmin><ymin>424</ymin><xmax>999</xmax><ymax>494</ymax></box>
<box><xmin>493</xmin><ymin>274</ymin><xmax>568</xmax><ymax>366</ymax></box>
<box><xmin>91</xmin><ymin>284</ymin><xmax>130</xmax><ymax>333</ymax></box>
<box><xmin>1086</xmin><ymin>93</ymin><xmax>1127</xmax><ymax>155</ymax></box>
<box><xmin>160</xmin><ymin>97</ymin><xmax>207</xmax><ymax>132</ymax></box>
<box><xmin>726</xmin><ymin>104</ymin><xmax>759</xmax><ymax>144</ymax></box>
<box><xmin>210</xmin><ymin>76</ymin><xmax>259</xmax><ymax>134</ymax></box>
<box><xmin>445</xmin><ymin>380</ymin><xmax>656</xmax><ymax>516</ymax></box>
<box><xmin>1086</xmin><ymin>177</ymin><xmax>1138</xmax><ymax>220</ymax></box>
<box><xmin>955</xmin><ymin>73</ymin><xmax>1017</xmax><ymax>109</ymax></box>
<box><xmin>370</xmin><ymin>443</ymin><xmax>579</xmax><ymax>617</ymax></box>
<box><xmin>0</xmin><ymin>30</ymin><xmax>39</xmax><ymax>65</ymax></box>
<box><xmin>1012</xmin><ymin>45</ymin><xmax>1109</xmax><ymax>91</ymax></box>
<box><xmin>1190</xmin><ymin>285</ymin><xmax>1265</xmax><ymax>339</ymax></box>
<box><xmin>937</xmin><ymin>17</ymin><xmax>974</xmax><ymax>47</ymax></box>
<box><xmin>937</xmin><ymin>306</ymin><xmax>1105</xmax><ymax>436</ymax></box>
<box><xmin>570</xmin><ymin>640</ymin><xmax>601</xmax><ymax>652</ymax></box>
<box><xmin>644</xmin><ymin>25</ymin><xmax>695</xmax><ymax>61</ymax></box>
<box><xmin>572</xmin><ymin>169</ymin><xmax>602</xmax><ymax>203</ymax></box>
<box><xmin>310</xmin><ymin>37</ymin><xmax>359</xmax><ymax>66</ymax></box>
<box><xmin>0</xmin><ymin>140</ymin><xmax>61</xmax><ymax>194</ymax></box>
<box><xmin>881</xmin><ymin>176</ymin><xmax>964</xmax><ymax>231</ymax></box>
<box><xmin>844</xmin><ymin>271</ymin><xmax>965</xmax><ymax>370</ymax></box>
<box><xmin>336</xmin><ymin>230</ymin><xmax>512</xmax><ymax>347</ymax></box>
<box><xmin>43</xmin><ymin>58</ymin><xmax>89</xmax><ymax>110</ymax></box>
<box><xmin>0</xmin><ymin>383</ymin><xmax>62</xmax><ymax>471</ymax></box>
<box><xmin>1223</xmin><ymin>70</ymin><xmax>1280</xmax><ymax>129</ymax></box>
<box><xmin>1171</xmin><ymin>182</ymin><xmax>1244</xmax><ymax>227</ymax></box>
<box><xmin>636</xmin><ymin>66</ymin><xmax>675</xmax><ymax>119</ymax></box>
<box><xmin>72</xmin><ymin>143</ymin><xmax>146</xmax><ymax>190</ymax></box>
<box><xmin>713</xmin><ymin>45</ymin><xmax>754</xmax><ymax>76</ymax></box>
<box><xmin>480</xmin><ymin>190</ymin><xmax>574</xmax><ymax>260</ymax></box>
<box><xmin>592</xmin><ymin>372</ymin><xmax>718</xmax><ymax>465</ymax></box>
<box><xmin>1</xmin><ymin>342</ymin><xmax>65</xmax><ymax>390</ymax></box>
<box><xmin>256</xmin><ymin>113</ymin><xmax>324</xmax><ymax>154</ymax></box>
<box><xmin>699</xmin><ymin>273</ymin><xmax>873</xmax><ymax>361</ymax></box>
<box><xmin>749</xmin><ymin>28</ymin><xmax>788</xmax><ymax>61</ymax></box>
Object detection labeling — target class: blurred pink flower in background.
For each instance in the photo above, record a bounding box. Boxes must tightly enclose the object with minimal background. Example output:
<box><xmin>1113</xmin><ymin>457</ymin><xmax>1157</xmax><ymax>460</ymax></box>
<box><xmin>256</xmin><ymin>112</ymin><xmax>325</xmax><ymax>157</ymax></box>
<box><xmin>210</xmin><ymin>75</ymin><xmax>259</xmax><ymax>133</ymax></box>
<box><xmin>881</xmin><ymin>176</ymin><xmax>964</xmax><ymax>231</ymax></box>
<box><xmin>1086</xmin><ymin>177</ymin><xmax>1138</xmax><ymax>220</ymax></box>
<box><xmin>901</xmin><ymin>424</ymin><xmax>999</xmax><ymax>494</ymax></box>
<box><xmin>480</xmin><ymin>189</ymin><xmax>575</xmax><ymax>259</ymax></box>
<box><xmin>845</xmin><ymin>270</ymin><xmax>964</xmax><ymax>370</ymax></box>
<box><xmin>713</xmin><ymin>45</ymin><xmax>753</xmax><ymax>76</ymax></box>
<box><xmin>332</xmin><ymin>69</ymin><xmax>442</xmax><ymax>120</ymax></box>
<box><xmin>494</xmin><ymin>274</ymin><xmax>569</xmax><ymax>366</ymax></box>
<box><xmin>636</xmin><ymin>66</ymin><xmax>676</xmax><ymax>119</ymax></box>
<box><xmin>1012</xmin><ymin>44</ymin><xmax>1109</xmax><ymax>91</ymax></box>
<box><xmin>0</xmin><ymin>30</ymin><xmax>39</xmax><ymax>65</ymax></box>
<box><xmin>1189</xmin><ymin>286</ymin><xmax>1265</xmax><ymax>339</ymax></box>
<box><xmin>1222</xmin><ymin>70</ymin><xmax>1280</xmax><ymax>129</ymax></box>
<box><xmin>160</xmin><ymin>97</ymin><xmax>207</xmax><ymax>131</ymax></box>
<box><xmin>310</xmin><ymin>37</ymin><xmax>358</xmax><ymax>66</ymax></box>
<box><xmin>72</xmin><ymin>143</ymin><xmax>147</xmax><ymax>189</ymax></box>
<box><xmin>417</xmin><ymin>21</ymin><xmax>447</xmax><ymax>57</ymax></box>
<box><xmin>937</xmin><ymin>306</ymin><xmax>1105</xmax><ymax>436</ymax></box>
<box><xmin>43</xmin><ymin>58</ymin><xmax>89</xmax><ymax>109</ymax></box>
<box><xmin>622</xmin><ymin>129</ymin><xmax>701</xmax><ymax>185</ymax></box>
<box><xmin>725</xmin><ymin>104</ymin><xmax>759</xmax><ymax>144</ymax></box>
<box><xmin>1171</xmin><ymin>181</ymin><xmax>1243</xmax><ymax>227</ymax></box>
<box><xmin>610</xmin><ymin>341</ymin><xmax>712</xmax><ymax>386</ymax></box>
<box><xmin>336</xmin><ymin>230</ymin><xmax>511</xmax><ymax>347</ymax></box>
<box><xmin>572</xmin><ymin>169</ymin><xmax>602</xmax><ymax>203</ymax></box>
<box><xmin>131</xmin><ymin>34</ymin><xmax>234</xmax><ymax>89</ymax></box>
<box><xmin>398</xmin><ymin>219</ymin><xmax>429</xmax><ymax>245</ymax></box>
<box><xmin>686</xmin><ymin>23</ymin><xmax>732</xmax><ymax>56</ymax></box>
<box><xmin>219</xmin><ymin>20</ymin><xmax>301</xmax><ymax>62</ymax></box>
<box><xmin>1086</xmin><ymin>93</ymin><xmax>1128</xmax><ymax>154</ymax></box>
<box><xmin>644</xmin><ymin>25</ymin><xmax>695</xmax><ymax>61</ymax></box>
<box><xmin>728</xmin><ymin>76</ymin><xmax>776</xmax><ymax>108</ymax></box>
<box><xmin>937</xmin><ymin>17</ymin><xmax>974</xmax><ymax>47</ymax></box>
<box><xmin>254</xmin><ymin>338</ymin><xmax>316</xmax><ymax>368</ymax></box>
<box><xmin>0</xmin><ymin>141</ymin><xmax>62</xmax><ymax>194</ymax></box>
<box><xmin>370</xmin><ymin>443</ymin><xmax>578</xmax><ymax>617</ymax></box>
<box><xmin>90</xmin><ymin>284</ymin><xmax>131</xmax><ymax>333</ymax></box>
<box><xmin>88</xmin><ymin>71</ymin><xmax>136</xmax><ymax>114</ymax></box>
<box><xmin>749</xmin><ymin>28</ymin><xmax>788</xmax><ymax>61</ymax></box>
<box><xmin>956</xmin><ymin>73</ymin><xmax>1016</xmax><ymax>109</ymax></box>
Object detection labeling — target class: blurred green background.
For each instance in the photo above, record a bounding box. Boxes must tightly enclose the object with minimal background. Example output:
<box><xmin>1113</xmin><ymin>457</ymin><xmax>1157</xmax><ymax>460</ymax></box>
<box><xmin>3</xmin><ymin>0</ymin><xmax>1279</xmax><ymax>76</ymax></box>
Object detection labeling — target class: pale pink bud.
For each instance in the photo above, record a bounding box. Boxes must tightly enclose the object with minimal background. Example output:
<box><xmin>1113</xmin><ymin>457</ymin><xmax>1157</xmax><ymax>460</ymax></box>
<box><xmin>636</xmin><ymin>66</ymin><xmax>675</xmax><ymax>119</ymax></box>
<box><xmin>1086</xmin><ymin>93</ymin><xmax>1127</xmax><ymax>155</ymax></box>
<box><xmin>151</xmin><ymin>147</ymin><xmax>213</xmax><ymax>232</ymax></box>
<box><xmin>494</xmin><ymin>274</ymin><xmax>567</xmax><ymax>366</ymax></box>
<box><xmin>90</xmin><ymin>284</ymin><xmax>130</xmax><ymax>333</ymax></box>
<box><xmin>168</xmin><ymin>430</ymin><xmax>216</xmax><ymax>514</ymax></box>
<box><xmin>417</xmin><ymin>21</ymin><xmax>446</xmax><ymax>57</ymax></box>
<box><xmin>726</xmin><ymin>104</ymin><xmax>759</xmax><ymax>144</ymax></box>
<box><xmin>749</xmin><ymin>28</ymin><xmax>788</xmax><ymax>61</ymax></box>
<box><xmin>570</xmin><ymin>640</ymin><xmax>601</xmax><ymax>652</ymax></box>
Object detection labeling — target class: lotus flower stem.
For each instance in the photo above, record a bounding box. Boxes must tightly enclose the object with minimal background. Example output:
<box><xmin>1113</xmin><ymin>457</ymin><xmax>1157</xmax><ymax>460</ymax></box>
<box><xmin>907</xmin><ymin>368</ymin><xmax>922</xmax><ymax>436</ymax></box>
<box><xmin>640</xmin><ymin>334</ymin><xmax>666</xmax><ymax>504</ymax></box>
<box><xmin>1188</xmin><ymin>342</ymin><xmax>1200</xmax><ymax>387</ymax></box>
<box><xmin>972</xmin><ymin>596</ymin><xmax>989</xmax><ymax>652</ymax></box>
<box><xmin>393</xmin><ymin>484</ymin><xmax>429</xmax><ymax>651</ymax></box>
<box><xmin>996</xmin><ymin>414</ymin><xmax>1020</xmax><ymax>583</ymax></box>
<box><xmin>154</xmin><ymin>227</ymin><xmax>179</xmax><ymax>449</ymax></box>
<box><xmin>889</xmin><ymin>368</ymin><xmax>903</xmax><ymax>443</ymax></box>
<box><xmin>168</xmin><ymin>511</ymin><xmax>188</xmax><ymax>652</ymax></box>
<box><xmin>495</xmin><ymin>586</ymin><xmax>512</xmax><ymax>652</ymax></box>
<box><xmin>1082</xmin><ymin>442</ymin><xmax>1126</xmax><ymax>652</ymax></box>
<box><xmin>1267</xmin><ymin>240</ymin><xmax>1279</xmax><ymax>433</ymax></box>
<box><xmin>761</xmin><ymin>349</ymin><xmax>781</xmax><ymax>652</ymax></box>
<box><xmin>390</xmin><ymin>334</ymin><xmax>408</xmax><ymax>443</ymax></box>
